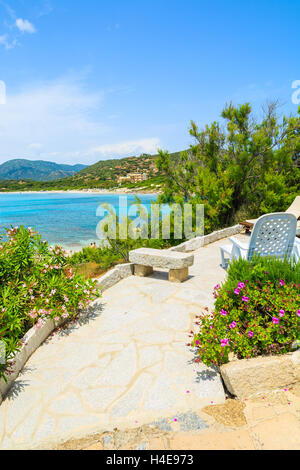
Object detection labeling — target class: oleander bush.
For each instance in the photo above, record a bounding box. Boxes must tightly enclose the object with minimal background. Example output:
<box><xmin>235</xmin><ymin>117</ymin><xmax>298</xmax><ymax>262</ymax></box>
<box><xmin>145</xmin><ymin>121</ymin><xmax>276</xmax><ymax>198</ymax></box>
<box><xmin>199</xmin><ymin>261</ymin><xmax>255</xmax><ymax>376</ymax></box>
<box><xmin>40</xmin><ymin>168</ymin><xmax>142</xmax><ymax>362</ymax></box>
<box><xmin>0</xmin><ymin>226</ymin><xmax>100</xmax><ymax>379</ymax></box>
<box><xmin>192</xmin><ymin>256</ymin><xmax>300</xmax><ymax>366</ymax></box>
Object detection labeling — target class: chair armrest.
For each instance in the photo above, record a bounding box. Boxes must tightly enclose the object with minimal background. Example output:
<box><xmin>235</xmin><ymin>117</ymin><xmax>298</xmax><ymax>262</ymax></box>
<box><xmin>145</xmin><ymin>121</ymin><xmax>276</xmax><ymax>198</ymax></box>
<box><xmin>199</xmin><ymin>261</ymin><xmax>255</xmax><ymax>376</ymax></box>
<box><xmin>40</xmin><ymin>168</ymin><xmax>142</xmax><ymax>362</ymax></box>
<box><xmin>228</xmin><ymin>236</ymin><xmax>249</xmax><ymax>251</ymax></box>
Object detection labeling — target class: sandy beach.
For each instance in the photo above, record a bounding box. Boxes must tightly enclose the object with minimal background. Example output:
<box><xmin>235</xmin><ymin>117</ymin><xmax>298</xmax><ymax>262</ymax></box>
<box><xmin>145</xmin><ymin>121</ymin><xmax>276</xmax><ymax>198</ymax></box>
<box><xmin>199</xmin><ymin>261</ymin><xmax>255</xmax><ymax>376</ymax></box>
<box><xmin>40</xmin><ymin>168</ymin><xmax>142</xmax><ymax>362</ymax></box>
<box><xmin>0</xmin><ymin>188</ymin><xmax>161</xmax><ymax>195</ymax></box>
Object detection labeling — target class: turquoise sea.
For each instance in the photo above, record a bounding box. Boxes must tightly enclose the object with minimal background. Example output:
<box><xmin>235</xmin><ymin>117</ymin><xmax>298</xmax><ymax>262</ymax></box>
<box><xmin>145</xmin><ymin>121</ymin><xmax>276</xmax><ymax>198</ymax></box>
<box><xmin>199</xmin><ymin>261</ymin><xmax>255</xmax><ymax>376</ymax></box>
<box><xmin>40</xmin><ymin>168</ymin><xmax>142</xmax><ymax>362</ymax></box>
<box><xmin>0</xmin><ymin>192</ymin><xmax>157</xmax><ymax>250</ymax></box>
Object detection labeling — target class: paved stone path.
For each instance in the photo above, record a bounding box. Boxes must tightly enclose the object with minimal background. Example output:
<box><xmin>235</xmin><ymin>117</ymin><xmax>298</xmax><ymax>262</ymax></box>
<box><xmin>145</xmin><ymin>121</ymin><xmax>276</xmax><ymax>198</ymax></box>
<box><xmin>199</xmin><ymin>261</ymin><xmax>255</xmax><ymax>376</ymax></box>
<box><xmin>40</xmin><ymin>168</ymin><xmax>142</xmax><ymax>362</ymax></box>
<box><xmin>79</xmin><ymin>387</ymin><xmax>300</xmax><ymax>451</ymax></box>
<box><xmin>0</xmin><ymin>236</ymin><xmax>248</xmax><ymax>450</ymax></box>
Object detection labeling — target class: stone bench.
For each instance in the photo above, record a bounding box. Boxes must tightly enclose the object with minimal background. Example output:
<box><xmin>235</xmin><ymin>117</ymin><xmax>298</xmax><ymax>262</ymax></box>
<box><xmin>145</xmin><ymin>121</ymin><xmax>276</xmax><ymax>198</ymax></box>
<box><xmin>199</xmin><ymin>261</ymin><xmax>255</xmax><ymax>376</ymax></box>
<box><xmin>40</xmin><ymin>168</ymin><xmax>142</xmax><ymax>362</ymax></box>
<box><xmin>129</xmin><ymin>248</ymin><xmax>194</xmax><ymax>282</ymax></box>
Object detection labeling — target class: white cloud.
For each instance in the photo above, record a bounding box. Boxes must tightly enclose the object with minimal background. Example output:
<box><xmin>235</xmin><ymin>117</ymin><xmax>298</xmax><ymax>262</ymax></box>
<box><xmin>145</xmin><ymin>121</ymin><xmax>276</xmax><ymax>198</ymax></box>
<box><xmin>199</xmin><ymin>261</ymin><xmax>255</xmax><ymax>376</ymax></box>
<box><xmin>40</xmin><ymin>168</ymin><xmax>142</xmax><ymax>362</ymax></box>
<box><xmin>15</xmin><ymin>18</ymin><xmax>36</xmax><ymax>34</ymax></box>
<box><xmin>0</xmin><ymin>77</ymin><xmax>109</xmax><ymax>164</ymax></box>
<box><xmin>0</xmin><ymin>34</ymin><xmax>18</xmax><ymax>49</ymax></box>
<box><xmin>0</xmin><ymin>76</ymin><xmax>160</xmax><ymax>165</ymax></box>
<box><xmin>90</xmin><ymin>138</ymin><xmax>160</xmax><ymax>158</ymax></box>
<box><xmin>0</xmin><ymin>0</ymin><xmax>16</xmax><ymax>19</ymax></box>
<box><xmin>36</xmin><ymin>0</ymin><xmax>53</xmax><ymax>18</ymax></box>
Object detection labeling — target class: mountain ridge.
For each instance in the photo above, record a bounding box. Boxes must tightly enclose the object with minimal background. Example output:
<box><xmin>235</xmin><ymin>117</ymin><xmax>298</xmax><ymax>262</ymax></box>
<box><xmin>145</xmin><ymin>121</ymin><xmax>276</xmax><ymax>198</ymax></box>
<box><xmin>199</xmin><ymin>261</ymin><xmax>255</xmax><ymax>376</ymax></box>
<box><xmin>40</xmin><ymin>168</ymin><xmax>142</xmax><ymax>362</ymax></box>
<box><xmin>0</xmin><ymin>150</ymin><xmax>182</xmax><ymax>191</ymax></box>
<box><xmin>0</xmin><ymin>159</ymin><xmax>87</xmax><ymax>181</ymax></box>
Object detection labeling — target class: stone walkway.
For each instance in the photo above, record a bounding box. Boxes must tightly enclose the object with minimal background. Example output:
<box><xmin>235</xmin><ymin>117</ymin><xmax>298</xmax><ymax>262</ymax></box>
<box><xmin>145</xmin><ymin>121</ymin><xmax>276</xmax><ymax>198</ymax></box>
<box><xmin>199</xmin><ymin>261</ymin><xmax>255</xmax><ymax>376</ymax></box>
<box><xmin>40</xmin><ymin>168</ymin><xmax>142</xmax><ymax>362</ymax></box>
<box><xmin>77</xmin><ymin>386</ymin><xmax>300</xmax><ymax>450</ymax></box>
<box><xmin>0</xmin><ymin>235</ymin><xmax>248</xmax><ymax>450</ymax></box>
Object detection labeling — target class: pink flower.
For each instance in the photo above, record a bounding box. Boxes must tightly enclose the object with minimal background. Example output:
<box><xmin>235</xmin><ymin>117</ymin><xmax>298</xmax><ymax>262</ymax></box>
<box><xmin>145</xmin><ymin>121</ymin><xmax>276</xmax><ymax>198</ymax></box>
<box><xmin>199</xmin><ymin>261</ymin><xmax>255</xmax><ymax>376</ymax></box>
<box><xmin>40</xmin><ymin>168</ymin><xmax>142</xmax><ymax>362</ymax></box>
<box><xmin>297</xmin><ymin>310</ymin><xmax>300</xmax><ymax>318</ymax></box>
<box><xmin>221</xmin><ymin>338</ymin><xmax>229</xmax><ymax>347</ymax></box>
<box><xmin>280</xmin><ymin>280</ymin><xmax>285</xmax><ymax>286</ymax></box>
<box><xmin>242</xmin><ymin>296</ymin><xmax>249</xmax><ymax>302</ymax></box>
<box><xmin>214</xmin><ymin>284</ymin><xmax>220</xmax><ymax>290</ymax></box>
<box><xmin>248</xmin><ymin>331</ymin><xmax>254</xmax><ymax>338</ymax></box>
<box><xmin>238</xmin><ymin>282</ymin><xmax>245</xmax><ymax>289</ymax></box>
<box><xmin>34</xmin><ymin>319</ymin><xmax>43</xmax><ymax>330</ymax></box>
<box><xmin>195</xmin><ymin>340</ymin><xmax>200</xmax><ymax>346</ymax></box>
<box><xmin>234</xmin><ymin>288</ymin><xmax>240</xmax><ymax>295</ymax></box>
<box><xmin>279</xmin><ymin>309</ymin><xmax>285</xmax><ymax>317</ymax></box>
<box><xmin>229</xmin><ymin>321</ymin><xmax>237</xmax><ymax>329</ymax></box>
<box><xmin>272</xmin><ymin>317</ymin><xmax>279</xmax><ymax>324</ymax></box>
<box><xmin>220</xmin><ymin>309</ymin><xmax>227</xmax><ymax>316</ymax></box>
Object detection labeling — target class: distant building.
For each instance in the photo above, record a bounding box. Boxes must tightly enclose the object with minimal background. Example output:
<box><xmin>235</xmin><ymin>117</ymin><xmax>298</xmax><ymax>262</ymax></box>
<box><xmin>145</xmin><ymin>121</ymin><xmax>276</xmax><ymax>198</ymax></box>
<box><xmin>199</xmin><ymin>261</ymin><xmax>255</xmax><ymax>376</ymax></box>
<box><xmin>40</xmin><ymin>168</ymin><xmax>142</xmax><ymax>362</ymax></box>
<box><xmin>117</xmin><ymin>172</ymin><xmax>149</xmax><ymax>184</ymax></box>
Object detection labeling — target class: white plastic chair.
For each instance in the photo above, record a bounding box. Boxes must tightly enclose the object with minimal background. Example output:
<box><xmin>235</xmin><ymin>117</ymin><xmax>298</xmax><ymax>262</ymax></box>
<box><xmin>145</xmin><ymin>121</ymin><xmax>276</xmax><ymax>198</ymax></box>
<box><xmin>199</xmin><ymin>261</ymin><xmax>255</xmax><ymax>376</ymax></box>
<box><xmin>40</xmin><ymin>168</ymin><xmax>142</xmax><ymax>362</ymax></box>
<box><xmin>220</xmin><ymin>213</ymin><xmax>298</xmax><ymax>269</ymax></box>
<box><xmin>293</xmin><ymin>237</ymin><xmax>300</xmax><ymax>263</ymax></box>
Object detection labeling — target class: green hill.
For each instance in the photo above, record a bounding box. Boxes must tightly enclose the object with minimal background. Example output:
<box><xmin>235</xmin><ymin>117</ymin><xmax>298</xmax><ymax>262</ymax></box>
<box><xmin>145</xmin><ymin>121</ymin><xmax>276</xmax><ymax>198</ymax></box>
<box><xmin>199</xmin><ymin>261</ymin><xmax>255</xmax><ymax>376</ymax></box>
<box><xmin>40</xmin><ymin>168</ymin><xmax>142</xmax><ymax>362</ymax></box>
<box><xmin>0</xmin><ymin>159</ymin><xmax>87</xmax><ymax>181</ymax></box>
<box><xmin>0</xmin><ymin>151</ymin><xmax>181</xmax><ymax>192</ymax></box>
<box><xmin>61</xmin><ymin>151</ymin><xmax>181</xmax><ymax>188</ymax></box>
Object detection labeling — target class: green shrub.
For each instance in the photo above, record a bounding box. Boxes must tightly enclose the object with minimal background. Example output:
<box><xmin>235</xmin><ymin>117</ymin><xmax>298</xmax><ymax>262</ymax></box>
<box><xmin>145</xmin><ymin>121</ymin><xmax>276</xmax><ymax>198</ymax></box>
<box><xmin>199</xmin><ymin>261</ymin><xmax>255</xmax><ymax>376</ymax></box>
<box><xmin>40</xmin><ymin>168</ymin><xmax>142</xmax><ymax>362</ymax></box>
<box><xmin>225</xmin><ymin>256</ymin><xmax>300</xmax><ymax>285</ymax></box>
<box><xmin>0</xmin><ymin>226</ymin><xmax>100</xmax><ymax>379</ymax></box>
<box><xmin>192</xmin><ymin>257</ymin><xmax>300</xmax><ymax>366</ymax></box>
<box><xmin>69</xmin><ymin>246</ymin><xmax>122</xmax><ymax>271</ymax></box>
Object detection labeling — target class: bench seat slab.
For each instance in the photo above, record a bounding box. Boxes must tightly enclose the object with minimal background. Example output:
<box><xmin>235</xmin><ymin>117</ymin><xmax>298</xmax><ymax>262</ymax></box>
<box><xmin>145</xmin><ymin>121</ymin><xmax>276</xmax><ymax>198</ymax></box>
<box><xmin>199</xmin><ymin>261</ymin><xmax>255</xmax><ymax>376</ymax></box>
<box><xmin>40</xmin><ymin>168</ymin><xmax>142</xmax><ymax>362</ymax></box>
<box><xmin>129</xmin><ymin>248</ymin><xmax>194</xmax><ymax>270</ymax></box>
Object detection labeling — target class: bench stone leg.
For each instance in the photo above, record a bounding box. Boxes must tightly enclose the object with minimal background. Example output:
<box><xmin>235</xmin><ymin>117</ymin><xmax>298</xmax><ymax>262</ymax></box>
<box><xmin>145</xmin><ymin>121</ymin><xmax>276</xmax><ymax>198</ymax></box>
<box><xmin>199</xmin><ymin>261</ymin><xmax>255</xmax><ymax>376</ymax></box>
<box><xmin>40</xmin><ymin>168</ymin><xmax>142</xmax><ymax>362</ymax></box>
<box><xmin>134</xmin><ymin>264</ymin><xmax>154</xmax><ymax>277</ymax></box>
<box><xmin>168</xmin><ymin>267</ymin><xmax>189</xmax><ymax>283</ymax></box>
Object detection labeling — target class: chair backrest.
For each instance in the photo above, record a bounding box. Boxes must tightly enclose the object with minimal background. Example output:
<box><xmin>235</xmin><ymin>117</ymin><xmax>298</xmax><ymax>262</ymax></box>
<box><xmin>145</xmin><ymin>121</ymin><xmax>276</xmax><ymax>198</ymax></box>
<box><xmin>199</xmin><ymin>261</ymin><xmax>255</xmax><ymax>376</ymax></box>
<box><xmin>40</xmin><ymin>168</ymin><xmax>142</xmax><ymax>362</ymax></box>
<box><xmin>286</xmin><ymin>195</ymin><xmax>300</xmax><ymax>220</ymax></box>
<box><xmin>247</xmin><ymin>213</ymin><xmax>297</xmax><ymax>261</ymax></box>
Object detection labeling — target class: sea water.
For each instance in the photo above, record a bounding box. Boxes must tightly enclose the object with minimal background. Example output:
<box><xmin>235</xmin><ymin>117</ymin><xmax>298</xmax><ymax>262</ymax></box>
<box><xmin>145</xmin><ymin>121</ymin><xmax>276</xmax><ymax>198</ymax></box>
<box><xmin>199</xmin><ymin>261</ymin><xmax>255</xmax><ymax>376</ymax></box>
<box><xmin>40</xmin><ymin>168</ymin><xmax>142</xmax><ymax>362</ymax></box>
<box><xmin>0</xmin><ymin>192</ymin><xmax>157</xmax><ymax>250</ymax></box>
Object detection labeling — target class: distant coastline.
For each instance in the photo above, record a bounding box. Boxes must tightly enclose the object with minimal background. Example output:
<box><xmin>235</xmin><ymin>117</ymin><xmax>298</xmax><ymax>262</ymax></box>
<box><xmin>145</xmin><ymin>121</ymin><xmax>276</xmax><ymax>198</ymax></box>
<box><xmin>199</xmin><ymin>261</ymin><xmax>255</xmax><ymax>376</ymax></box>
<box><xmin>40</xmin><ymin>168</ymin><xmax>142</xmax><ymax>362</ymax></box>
<box><xmin>0</xmin><ymin>188</ymin><xmax>161</xmax><ymax>195</ymax></box>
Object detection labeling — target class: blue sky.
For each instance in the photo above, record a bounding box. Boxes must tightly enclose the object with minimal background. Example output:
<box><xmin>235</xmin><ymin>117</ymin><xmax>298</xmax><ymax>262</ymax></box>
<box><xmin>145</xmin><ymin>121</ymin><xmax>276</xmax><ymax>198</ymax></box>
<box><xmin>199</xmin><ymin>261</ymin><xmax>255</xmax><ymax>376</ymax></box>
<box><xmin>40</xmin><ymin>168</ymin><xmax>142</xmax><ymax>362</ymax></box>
<box><xmin>0</xmin><ymin>0</ymin><xmax>299</xmax><ymax>165</ymax></box>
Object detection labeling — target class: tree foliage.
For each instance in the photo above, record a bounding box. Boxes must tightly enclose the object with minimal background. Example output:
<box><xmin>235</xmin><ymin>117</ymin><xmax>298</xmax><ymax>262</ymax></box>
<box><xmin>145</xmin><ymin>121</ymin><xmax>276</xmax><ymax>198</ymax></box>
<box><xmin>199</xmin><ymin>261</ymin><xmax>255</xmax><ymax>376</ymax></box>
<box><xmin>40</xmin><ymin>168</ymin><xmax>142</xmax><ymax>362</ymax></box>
<box><xmin>157</xmin><ymin>102</ymin><xmax>300</xmax><ymax>233</ymax></box>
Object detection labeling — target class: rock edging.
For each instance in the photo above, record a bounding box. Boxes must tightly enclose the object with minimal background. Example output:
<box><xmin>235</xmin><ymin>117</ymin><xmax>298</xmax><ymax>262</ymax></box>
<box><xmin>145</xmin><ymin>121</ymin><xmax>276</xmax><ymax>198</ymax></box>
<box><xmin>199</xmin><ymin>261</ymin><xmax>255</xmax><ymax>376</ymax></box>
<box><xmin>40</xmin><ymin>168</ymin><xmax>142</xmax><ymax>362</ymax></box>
<box><xmin>220</xmin><ymin>350</ymin><xmax>300</xmax><ymax>399</ymax></box>
<box><xmin>95</xmin><ymin>263</ymin><xmax>134</xmax><ymax>291</ymax></box>
<box><xmin>168</xmin><ymin>224</ymin><xmax>244</xmax><ymax>253</ymax></box>
<box><xmin>0</xmin><ymin>317</ymin><xmax>64</xmax><ymax>405</ymax></box>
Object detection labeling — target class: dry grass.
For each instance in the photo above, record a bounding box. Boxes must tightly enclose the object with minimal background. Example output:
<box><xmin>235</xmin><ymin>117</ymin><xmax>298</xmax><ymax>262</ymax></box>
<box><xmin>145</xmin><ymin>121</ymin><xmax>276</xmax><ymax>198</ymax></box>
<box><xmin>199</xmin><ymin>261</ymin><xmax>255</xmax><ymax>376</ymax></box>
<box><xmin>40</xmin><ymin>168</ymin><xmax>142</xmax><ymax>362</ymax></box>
<box><xmin>202</xmin><ymin>399</ymin><xmax>247</xmax><ymax>427</ymax></box>
<box><xmin>76</xmin><ymin>261</ymin><xmax>106</xmax><ymax>280</ymax></box>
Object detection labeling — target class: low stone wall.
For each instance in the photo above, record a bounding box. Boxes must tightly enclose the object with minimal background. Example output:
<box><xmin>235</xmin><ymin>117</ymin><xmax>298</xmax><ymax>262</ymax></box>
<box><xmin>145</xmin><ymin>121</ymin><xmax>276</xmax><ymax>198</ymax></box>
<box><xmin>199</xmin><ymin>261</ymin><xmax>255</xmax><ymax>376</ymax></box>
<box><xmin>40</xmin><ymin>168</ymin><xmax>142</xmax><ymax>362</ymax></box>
<box><xmin>220</xmin><ymin>350</ymin><xmax>300</xmax><ymax>399</ymax></box>
<box><xmin>0</xmin><ymin>317</ymin><xmax>64</xmax><ymax>405</ymax></box>
<box><xmin>95</xmin><ymin>263</ymin><xmax>133</xmax><ymax>291</ymax></box>
<box><xmin>169</xmin><ymin>224</ymin><xmax>244</xmax><ymax>253</ymax></box>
